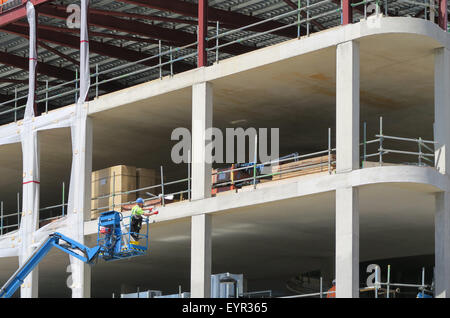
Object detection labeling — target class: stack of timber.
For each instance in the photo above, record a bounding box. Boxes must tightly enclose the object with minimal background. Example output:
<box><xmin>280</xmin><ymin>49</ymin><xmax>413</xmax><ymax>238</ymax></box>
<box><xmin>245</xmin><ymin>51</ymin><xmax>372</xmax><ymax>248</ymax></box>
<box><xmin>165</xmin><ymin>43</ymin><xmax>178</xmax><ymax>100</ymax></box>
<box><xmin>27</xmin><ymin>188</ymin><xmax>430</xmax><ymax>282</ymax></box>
<box><xmin>271</xmin><ymin>154</ymin><xmax>335</xmax><ymax>180</ymax></box>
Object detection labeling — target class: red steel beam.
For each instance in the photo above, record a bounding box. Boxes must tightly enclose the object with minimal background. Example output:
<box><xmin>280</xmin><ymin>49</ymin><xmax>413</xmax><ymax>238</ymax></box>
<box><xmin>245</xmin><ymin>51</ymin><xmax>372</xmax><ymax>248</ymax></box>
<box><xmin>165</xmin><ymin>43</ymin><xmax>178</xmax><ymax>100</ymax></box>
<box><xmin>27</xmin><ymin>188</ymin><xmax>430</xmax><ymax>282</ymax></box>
<box><xmin>198</xmin><ymin>0</ymin><xmax>207</xmax><ymax>67</ymax></box>
<box><xmin>115</xmin><ymin>0</ymin><xmax>298</xmax><ymax>38</ymax></box>
<box><xmin>342</xmin><ymin>0</ymin><xmax>353</xmax><ymax>25</ymax></box>
<box><xmin>0</xmin><ymin>50</ymin><xmax>75</xmax><ymax>81</ymax></box>
<box><xmin>39</xmin><ymin>4</ymin><xmax>253</xmax><ymax>56</ymax></box>
<box><xmin>1</xmin><ymin>23</ymin><xmax>192</xmax><ymax>72</ymax></box>
<box><xmin>439</xmin><ymin>0</ymin><xmax>448</xmax><ymax>31</ymax></box>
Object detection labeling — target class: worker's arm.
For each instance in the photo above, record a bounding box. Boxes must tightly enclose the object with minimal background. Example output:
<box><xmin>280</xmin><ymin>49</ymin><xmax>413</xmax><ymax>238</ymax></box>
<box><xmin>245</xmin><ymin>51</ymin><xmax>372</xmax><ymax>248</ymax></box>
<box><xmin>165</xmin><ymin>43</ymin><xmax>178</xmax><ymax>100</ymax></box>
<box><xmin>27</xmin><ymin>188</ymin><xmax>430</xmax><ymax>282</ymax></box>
<box><xmin>143</xmin><ymin>207</ymin><xmax>159</xmax><ymax>217</ymax></box>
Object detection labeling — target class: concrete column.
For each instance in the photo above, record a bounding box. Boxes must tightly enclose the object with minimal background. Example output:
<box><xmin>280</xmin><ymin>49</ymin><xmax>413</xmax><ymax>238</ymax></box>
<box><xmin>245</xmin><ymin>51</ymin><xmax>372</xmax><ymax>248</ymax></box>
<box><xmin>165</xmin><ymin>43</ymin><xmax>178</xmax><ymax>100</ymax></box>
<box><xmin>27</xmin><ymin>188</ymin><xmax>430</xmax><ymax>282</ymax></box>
<box><xmin>434</xmin><ymin>47</ymin><xmax>450</xmax><ymax>298</ymax></box>
<box><xmin>335</xmin><ymin>40</ymin><xmax>360</xmax><ymax>298</ymax></box>
<box><xmin>19</xmin><ymin>129</ymin><xmax>40</xmax><ymax>298</ymax></box>
<box><xmin>190</xmin><ymin>214</ymin><xmax>212</xmax><ymax>298</ymax></box>
<box><xmin>191</xmin><ymin>82</ymin><xmax>213</xmax><ymax>200</ymax></box>
<box><xmin>335</xmin><ymin>187</ymin><xmax>359</xmax><ymax>298</ymax></box>
<box><xmin>190</xmin><ymin>82</ymin><xmax>213</xmax><ymax>298</ymax></box>
<box><xmin>336</xmin><ymin>40</ymin><xmax>360</xmax><ymax>173</ymax></box>
<box><xmin>68</xmin><ymin>113</ymin><xmax>93</xmax><ymax>298</ymax></box>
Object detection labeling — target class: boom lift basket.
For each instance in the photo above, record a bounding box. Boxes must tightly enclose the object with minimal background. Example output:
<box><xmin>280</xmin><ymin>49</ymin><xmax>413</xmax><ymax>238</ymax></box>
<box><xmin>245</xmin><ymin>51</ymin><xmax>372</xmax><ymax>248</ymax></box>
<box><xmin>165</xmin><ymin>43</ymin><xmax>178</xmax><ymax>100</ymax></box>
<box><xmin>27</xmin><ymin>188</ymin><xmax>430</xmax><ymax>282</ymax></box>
<box><xmin>97</xmin><ymin>211</ymin><xmax>149</xmax><ymax>261</ymax></box>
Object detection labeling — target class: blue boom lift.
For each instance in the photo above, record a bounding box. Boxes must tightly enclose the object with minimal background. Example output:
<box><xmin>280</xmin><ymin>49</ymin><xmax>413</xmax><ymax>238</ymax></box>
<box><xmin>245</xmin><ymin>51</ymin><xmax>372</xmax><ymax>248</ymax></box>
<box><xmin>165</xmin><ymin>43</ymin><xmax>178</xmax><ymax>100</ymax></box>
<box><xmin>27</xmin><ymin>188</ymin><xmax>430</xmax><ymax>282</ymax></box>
<box><xmin>0</xmin><ymin>211</ymin><xmax>149</xmax><ymax>298</ymax></box>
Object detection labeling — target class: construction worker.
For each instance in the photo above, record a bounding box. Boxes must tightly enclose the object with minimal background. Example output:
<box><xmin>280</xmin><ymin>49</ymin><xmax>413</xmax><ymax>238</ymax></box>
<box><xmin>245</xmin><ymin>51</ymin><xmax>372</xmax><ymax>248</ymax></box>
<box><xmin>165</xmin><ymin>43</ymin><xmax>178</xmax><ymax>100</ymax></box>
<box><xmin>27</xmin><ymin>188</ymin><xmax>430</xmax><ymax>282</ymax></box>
<box><xmin>327</xmin><ymin>280</ymin><xmax>336</xmax><ymax>298</ymax></box>
<box><xmin>130</xmin><ymin>198</ymin><xmax>158</xmax><ymax>241</ymax></box>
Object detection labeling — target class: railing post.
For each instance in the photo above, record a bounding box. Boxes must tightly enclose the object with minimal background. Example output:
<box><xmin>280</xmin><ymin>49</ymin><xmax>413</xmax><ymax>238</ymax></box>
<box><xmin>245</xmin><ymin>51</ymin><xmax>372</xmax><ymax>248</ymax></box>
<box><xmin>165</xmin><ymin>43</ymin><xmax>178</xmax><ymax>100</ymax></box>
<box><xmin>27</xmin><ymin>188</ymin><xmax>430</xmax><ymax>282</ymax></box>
<box><xmin>297</xmin><ymin>0</ymin><xmax>301</xmax><ymax>38</ymax></box>
<box><xmin>170</xmin><ymin>46</ymin><xmax>173</xmax><ymax>77</ymax></box>
<box><xmin>75</xmin><ymin>68</ymin><xmax>78</xmax><ymax>104</ymax></box>
<box><xmin>160</xmin><ymin>166</ymin><xmax>165</xmax><ymax>207</ymax></box>
<box><xmin>253</xmin><ymin>134</ymin><xmax>258</xmax><ymax>189</ymax></box>
<box><xmin>159</xmin><ymin>40</ymin><xmax>162</xmax><ymax>79</ymax></box>
<box><xmin>418</xmin><ymin>137</ymin><xmax>423</xmax><ymax>166</ymax></box>
<box><xmin>328</xmin><ymin>127</ymin><xmax>332</xmax><ymax>174</ymax></box>
<box><xmin>95</xmin><ymin>64</ymin><xmax>99</xmax><ymax>98</ymax></box>
<box><xmin>363</xmin><ymin>122</ymin><xmax>367</xmax><ymax>168</ymax></box>
<box><xmin>216</xmin><ymin>21</ymin><xmax>219</xmax><ymax>63</ymax></box>
<box><xmin>386</xmin><ymin>264</ymin><xmax>391</xmax><ymax>298</ymax></box>
<box><xmin>379</xmin><ymin>116</ymin><xmax>383</xmax><ymax>166</ymax></box>
<box><xmin>320</xmin><ymin>277</ymin><xmax>323</xmax><ymax>298</ymax></box>
<box><xmin>62</xmin><ymin>181</ymin><xmax>65</xmax><ymax>217</ymax></box>
<box><xmin>45</xmin><ymin>80</ymin><xmax>48</xmax><ymax>114</ymax></box>
<box><xmin>306</xmin><ymin>0</ymin><xmax>310</xmax><ymax>35</ymax></box>
<box><xmin>1</xmin><ymin>201</ymin><xmax>3</xmax><ymax>236</ymax></box>
<box><xmin>17</xmin><ymin>192</ymin><xmax>20</xmax><ymax>229</ymax></box>
<box><xmin>188</xmin><ymin>149</ymin><xmax>191</xmax><ymax>202</ymax></box>
<box><xmin>112</xmin><ymin>171</ymin><xmax>116</xmax><ymax>211</ymax></box>
<box><xmin>14</xmin><ymin>88</ymin><xmax>17</xmax><ymax>122</ymax></box>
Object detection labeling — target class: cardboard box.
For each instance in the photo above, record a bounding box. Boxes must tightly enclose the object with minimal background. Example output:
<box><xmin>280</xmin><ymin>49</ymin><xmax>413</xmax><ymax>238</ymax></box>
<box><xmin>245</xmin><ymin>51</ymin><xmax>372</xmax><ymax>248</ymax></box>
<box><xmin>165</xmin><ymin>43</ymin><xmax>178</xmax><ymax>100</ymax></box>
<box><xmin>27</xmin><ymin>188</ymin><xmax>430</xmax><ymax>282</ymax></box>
<box><xmin>91</xmin><ymin>165</ymin><xmax>137</xmax><ymax>219</ymax></box>
<box><xmin>136</xmin><ymin>168</ymin><xmax>161</xmax><ymax>198</ymax></box>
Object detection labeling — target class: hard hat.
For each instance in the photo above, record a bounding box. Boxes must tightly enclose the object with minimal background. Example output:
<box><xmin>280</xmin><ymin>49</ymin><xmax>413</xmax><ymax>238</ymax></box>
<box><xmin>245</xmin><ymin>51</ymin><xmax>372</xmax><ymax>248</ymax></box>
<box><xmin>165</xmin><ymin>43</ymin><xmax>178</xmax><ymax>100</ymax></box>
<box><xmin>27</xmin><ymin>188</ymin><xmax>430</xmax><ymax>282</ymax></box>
<box><xmin>136</xmin><ymin>198</ymin><xmax>144</xmax><ymax>204</ymax></box>
<box><xmin>332</xmin><ymin>279</ymin><xmax>336</xmax><ymax>285</ymax></box>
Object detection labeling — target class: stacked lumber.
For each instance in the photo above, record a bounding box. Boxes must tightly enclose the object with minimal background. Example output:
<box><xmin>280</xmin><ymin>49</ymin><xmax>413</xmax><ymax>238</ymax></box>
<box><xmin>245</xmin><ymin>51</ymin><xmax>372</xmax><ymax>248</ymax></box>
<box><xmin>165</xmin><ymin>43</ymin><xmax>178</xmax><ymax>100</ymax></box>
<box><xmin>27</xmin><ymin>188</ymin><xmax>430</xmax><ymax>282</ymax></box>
<box><xmin>272</xmin><ymin>154</ymin><xmax>335</xmax><ymax>180</ymax></box>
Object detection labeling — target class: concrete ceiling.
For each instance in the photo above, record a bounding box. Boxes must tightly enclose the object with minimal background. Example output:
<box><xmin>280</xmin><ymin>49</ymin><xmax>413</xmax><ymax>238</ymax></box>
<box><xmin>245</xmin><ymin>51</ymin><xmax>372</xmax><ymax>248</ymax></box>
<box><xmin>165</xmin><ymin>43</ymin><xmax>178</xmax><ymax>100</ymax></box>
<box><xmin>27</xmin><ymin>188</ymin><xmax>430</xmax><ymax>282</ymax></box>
<box><xmin>0</xmin><ymin>182</ymin><xmax>437</xmax><ymax>297</ymax></box>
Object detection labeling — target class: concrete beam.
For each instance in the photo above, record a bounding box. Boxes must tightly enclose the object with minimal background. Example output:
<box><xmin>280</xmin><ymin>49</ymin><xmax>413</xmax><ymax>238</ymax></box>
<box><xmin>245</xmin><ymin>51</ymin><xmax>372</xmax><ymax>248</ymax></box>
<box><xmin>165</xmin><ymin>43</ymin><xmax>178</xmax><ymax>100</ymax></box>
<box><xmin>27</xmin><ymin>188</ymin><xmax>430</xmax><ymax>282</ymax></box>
<box><xmin>190</xmin><ymin>213</ymin><xmax>212</xmax><ymax>298</ymax></box>
<box><xmin>191</xmin><ymin>82</ymin><xmax>213</xmax><ymax>201</ymax></box>
<box><xmin>335</xmin><ymin>186</ymin><xmax>359</xmax><ymax>298</ymax></box>
<box><xmin>336</xmin><ymin>40</ymin><xmax>360</xmax><ymax>173</ymax></box>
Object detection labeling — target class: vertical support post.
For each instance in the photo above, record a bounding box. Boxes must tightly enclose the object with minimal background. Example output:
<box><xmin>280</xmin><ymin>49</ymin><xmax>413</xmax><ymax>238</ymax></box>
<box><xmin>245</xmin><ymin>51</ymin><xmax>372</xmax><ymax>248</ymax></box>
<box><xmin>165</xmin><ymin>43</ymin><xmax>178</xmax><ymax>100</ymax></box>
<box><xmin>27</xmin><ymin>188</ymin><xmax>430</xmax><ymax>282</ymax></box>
<box><xmin>75</xmin><ymin>68</ymin><xmax>78</xmax><ymax>104</ymax></box>
<box><xmin>197</xmin><ymin>0</ymin><xmax>208</xmax><ymax>67</ymax></box>
<box><xmin>336</xmin><ymin>40</ymin><xmax>360</xmax><ymax>298</ymax></box>
<box><xmin>45</xmin><ymin>80</ymin><xmax>48</xmax><ymax>114</ymax></box>
<box><xmin>61</xmin><ymin>182</ymin><xmax>65</xmax><ymax>217</ymax></box>
<box><xmin>215</xmin><ymin>21</ymin><xmax>219</xmax><ymax>63</ymax></box>
<box><xmin>320</xmin><ymin>277</ymin><xmax>323</xmax><ymax>298</ymax></box>
<box><xmin>306</xmin><ymin>0</ymin><xmax>310</xmax><ymax>35</ymax></box>
<box><xmin>188</xmin><ymin>149</ymin><xmax>191</xmax><ymax>201</ymax></box>
<box><xmin>438</xmin><ymin>0</ymin><xmax>448</xmax><ymax>31</ymax></box>
<box><xmin>112</xmin><ymin>171</ymin><xmax>116</xmax><ymax>210</ymax></box>
<box><xmin>95</xmin><ymin>64</ymin><xmax>98</xmax><ymax>98</ymax></box>
<box><xmin>191</xmin><ymin>213</ymin><xmax>212</xmax><ymax>298</ymax></box>
<box><xmin>434</xmin><ymin>48</ymin><xmax>450</xmax><ymax>298</ymax></box>
<box><xmin>160</xmin><ymin>166</ymin><xmax>165</xmax><ymax>207</ymax></box>
<box><xmin>387</xmin><ymin>265</ymin><xmax>391</xmax><ymax>298</ymax></box>
<box><xmin>328</xmin><ymin>128</ymin><xmax>332</xmax><ymax>174</ymax></box>
<box><xmin>374</xmin><ymin>266</ymin><xmax>379</xmax><ymax>298</ymax></box>
<box><xmin>342</xmin><ymin>0</ymin><xmax>353</xmax><ymax>25</ymax></box>
<box><xmin>14</xmin><ymin>88</ymin><xmax>17</xmax><ymax>122</ymax></box>
<box><xmin>159</xmin><ymin>40</ymin><xmax>162</xmax><ymax>79</ymax></box>
<box><xmin>363</xmin><ymin>122</ymin><xmax>367</xmax><ymax>168</ymax></box>
<box><xmin>253</xmin><ymin>134</ymin><xmax>257</xmax><ymax>189</ymax></box>
<box><xmin>297</xmin><ymin>0</ymin><xmax>301</xmax><ymax>38</ymax></box>
<box><xmin>170</xmin><ymin>46</ymin><xmax>173</xmax><ymax>77</ymax></box>
<box><xmin>379</xmin><ymin>117</ymin><xmax>383</xmax><ymax>166</ymax></box>
<box><xmin>1</xmin><ymin>201</ymin><xmax>3</xmax><ymax>236</ymax></box>
<box><xmin>17</xmin><ymin>192</ymin><xmax>20</xmax><ymax>228</ymax></box>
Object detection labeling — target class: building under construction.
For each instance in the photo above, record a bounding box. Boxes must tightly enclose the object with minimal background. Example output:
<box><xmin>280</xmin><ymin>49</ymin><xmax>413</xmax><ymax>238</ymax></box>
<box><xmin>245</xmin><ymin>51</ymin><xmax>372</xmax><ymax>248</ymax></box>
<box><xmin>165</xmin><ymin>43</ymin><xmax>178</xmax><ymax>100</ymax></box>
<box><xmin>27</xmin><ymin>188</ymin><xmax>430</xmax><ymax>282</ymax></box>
<box><xmin>0</xmin><ymin>0</ymin><xmax>449</xmax><ymax>298</ymax></box>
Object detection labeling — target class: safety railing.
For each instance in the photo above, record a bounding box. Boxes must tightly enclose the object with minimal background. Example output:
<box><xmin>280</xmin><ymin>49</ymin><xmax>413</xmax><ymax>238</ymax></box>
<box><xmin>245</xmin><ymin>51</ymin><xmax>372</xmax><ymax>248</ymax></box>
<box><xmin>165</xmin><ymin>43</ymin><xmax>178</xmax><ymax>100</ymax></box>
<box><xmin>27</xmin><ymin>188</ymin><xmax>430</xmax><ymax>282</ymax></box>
<box><xmin>90</xmin><ymin>162</ymin><xmax>192</xmax><ymax>216</ymax></box>
<box><xmin>0</xmin><ymin>41</ymin><xmax>199</xmax><ymax>123</ymax></box>
<box><xmin>279</xmin><ymin>265</ymin><xmax>433</xmax><ymax>298</ymax></box>
<box><xmin>362</xmin><ymin>117</ymin><xmax>436</xmax><ymax>168</ymax></box>
<box><xmin>206</xmin><ymin>0</ymin><xmax>342</xmax><ymax>64</ymax></box>
<box><xmin>211</xmin><ymin>129</ymin><xmax>335</xmax><ymax>191</ymax></box>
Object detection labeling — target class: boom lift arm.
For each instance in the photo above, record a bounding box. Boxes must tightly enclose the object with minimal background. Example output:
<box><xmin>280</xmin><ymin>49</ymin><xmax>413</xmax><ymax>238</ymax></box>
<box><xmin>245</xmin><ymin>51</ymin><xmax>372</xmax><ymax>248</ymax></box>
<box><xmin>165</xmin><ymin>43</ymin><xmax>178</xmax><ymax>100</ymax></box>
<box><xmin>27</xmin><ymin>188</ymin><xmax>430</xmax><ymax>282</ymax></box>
<box><xmin>0</xmin><ymin>232</ymin><xmax>101</xmax><ymax>298</ymax></box>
